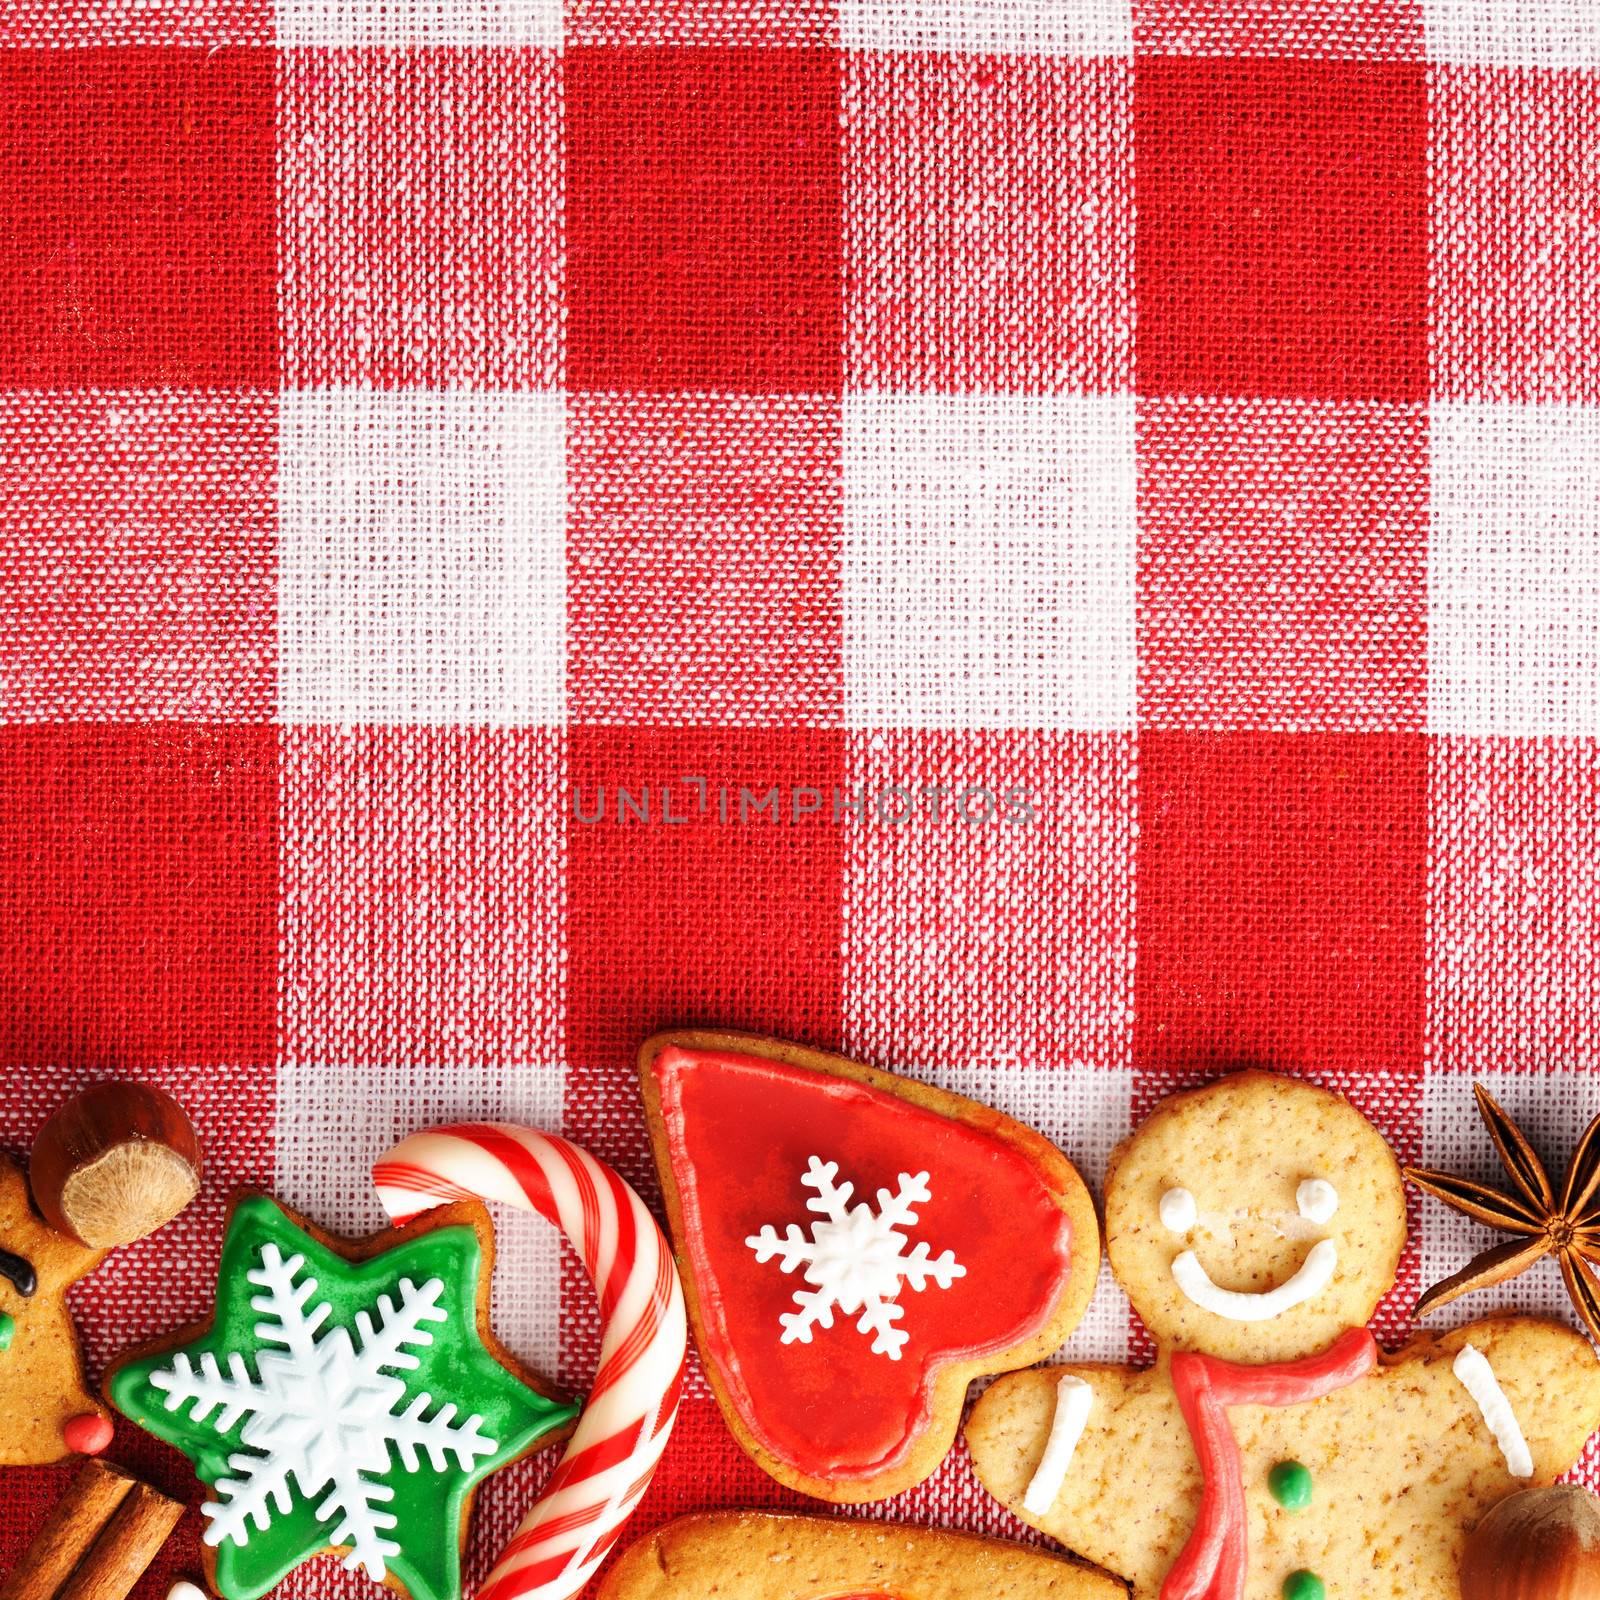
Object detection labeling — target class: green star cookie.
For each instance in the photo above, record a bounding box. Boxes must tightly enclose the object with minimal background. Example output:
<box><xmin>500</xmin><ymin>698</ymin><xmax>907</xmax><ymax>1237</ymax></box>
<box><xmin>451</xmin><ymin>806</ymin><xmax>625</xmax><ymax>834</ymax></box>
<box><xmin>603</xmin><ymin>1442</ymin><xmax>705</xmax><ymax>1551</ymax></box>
<box><xmin>107</xmin><ymin>1193</ymin><xmax>578</xmax><ymax>1600</ymax></box>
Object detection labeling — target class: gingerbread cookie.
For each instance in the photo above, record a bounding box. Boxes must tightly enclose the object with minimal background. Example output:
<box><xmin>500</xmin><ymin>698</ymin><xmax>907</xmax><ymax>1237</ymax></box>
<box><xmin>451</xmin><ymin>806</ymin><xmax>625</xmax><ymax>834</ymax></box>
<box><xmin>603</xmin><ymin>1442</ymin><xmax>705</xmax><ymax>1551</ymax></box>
<box><xmin>966</xmin><ymin>1072</ymin><xmax>1600</xmax><ymax>1600</ymax></box>
<box><xmin>0</xmin><ymin>1152</ymin><xmax>113</xmax><ymax>1464</ymax></box>
<box><xmin>2</xmin><ymin>1081</ymin><xmax>206</xmax><ymax>1466</ymax></box>
<box><xmin>638</xmin><ymin>1030</ymin><xmax>1100</xmax><ymax>1502</ymax></box>
<box><xmin>104</xmin><ymin>1191</ymin><xmax>579</xmax><ymax>1600</ymax></box>
<box><xmin>597</xmin><ymin>1512</ymin><xmax>1129</xmax><ymax>1600</ymax></box>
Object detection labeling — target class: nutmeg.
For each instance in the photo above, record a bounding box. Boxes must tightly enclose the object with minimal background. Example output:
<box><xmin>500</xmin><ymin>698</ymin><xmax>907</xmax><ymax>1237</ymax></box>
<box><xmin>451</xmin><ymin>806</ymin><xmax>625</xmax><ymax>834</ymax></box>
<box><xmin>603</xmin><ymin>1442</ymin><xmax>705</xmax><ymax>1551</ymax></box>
<box><xmin>29</xmin><ymin>1083</ymin><xmax>202</xmax><ymax>1249</ymax></box>
<box><xmin>1461</xmin><ymin>1485</ymin><xmax>1600</xmax><ymax>1600</ymax></box>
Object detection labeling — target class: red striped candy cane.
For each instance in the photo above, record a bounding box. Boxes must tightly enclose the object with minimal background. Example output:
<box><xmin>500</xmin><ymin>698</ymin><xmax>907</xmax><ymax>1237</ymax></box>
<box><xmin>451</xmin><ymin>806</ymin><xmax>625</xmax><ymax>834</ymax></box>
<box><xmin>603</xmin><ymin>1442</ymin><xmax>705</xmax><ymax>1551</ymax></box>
<box><xmin>373</xmin><ymin>1124</ymin><xmax>686</xmax><ymax>1600</ymax></box>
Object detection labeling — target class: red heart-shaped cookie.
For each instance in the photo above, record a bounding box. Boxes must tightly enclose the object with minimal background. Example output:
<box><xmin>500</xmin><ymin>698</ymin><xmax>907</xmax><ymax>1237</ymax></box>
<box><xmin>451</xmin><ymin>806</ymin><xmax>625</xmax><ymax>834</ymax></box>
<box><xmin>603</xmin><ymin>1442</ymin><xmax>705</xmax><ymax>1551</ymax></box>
<box><xmin>639</xmin><ymin>1032</ymin><xmax>1100</xmax><ymax>1502</ymax></box>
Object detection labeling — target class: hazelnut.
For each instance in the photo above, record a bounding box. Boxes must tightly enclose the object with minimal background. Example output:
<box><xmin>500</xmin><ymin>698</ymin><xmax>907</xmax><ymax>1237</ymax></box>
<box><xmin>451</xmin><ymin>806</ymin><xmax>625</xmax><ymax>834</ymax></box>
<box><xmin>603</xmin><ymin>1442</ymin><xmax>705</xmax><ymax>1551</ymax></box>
<box><xmin>1461</xmin><ymin>1485</ymin><xmax>1600</xmax><ymax>1600</ymax></box>
<box><xmin>30</xmin><ymin>1082</ymin><xmax>202</xmax><ymax>1248</ymax></box>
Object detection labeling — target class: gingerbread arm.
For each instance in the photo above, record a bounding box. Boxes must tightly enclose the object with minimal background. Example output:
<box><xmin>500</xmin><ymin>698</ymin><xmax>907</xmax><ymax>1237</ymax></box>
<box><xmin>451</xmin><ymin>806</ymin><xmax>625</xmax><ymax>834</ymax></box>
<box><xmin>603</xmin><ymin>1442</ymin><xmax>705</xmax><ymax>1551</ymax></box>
<box><xmin>969</xmin><ymin>1362</ymin><xmax>1197</xmax><ymax>1600</ymax></box>
<box><xmin>1418</xmin><ymin>1317</ymin><xmax>1600</xmax><ymax>1482</ymax></box>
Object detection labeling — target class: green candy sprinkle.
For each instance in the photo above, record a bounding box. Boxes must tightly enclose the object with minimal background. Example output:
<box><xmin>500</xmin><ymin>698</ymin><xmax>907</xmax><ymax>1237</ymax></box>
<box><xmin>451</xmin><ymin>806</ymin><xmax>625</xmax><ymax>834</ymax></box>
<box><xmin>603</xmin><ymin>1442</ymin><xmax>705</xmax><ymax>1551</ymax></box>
<box><xmin>1269</xmin><ymin>1459</ymin><xmax>1314</xmax><ymax>1510</ymax></box>
<box><xmin>1282</xmin><ymin>1570</ymin><xmax>1325</xmax><ymax>1600</ymax></box>
<box><xmin>0</xmin><ymin>1311</ymin><xmax>13</xmax><ymax>1352</ymax></box>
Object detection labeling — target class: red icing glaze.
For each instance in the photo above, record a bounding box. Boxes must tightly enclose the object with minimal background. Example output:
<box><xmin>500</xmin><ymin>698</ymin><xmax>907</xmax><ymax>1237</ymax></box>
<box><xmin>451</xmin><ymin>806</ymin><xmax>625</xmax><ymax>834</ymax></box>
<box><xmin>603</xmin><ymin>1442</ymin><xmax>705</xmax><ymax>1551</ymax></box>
<box><xmin>1163</xmin><ymin>1328</ymin><xmax>1378</xmax><ymax>1600</ymax></box>
<box><xmin>63</xmin><ymin>1411</ymin><xmax>113</xmax><ymax>1455</ymax></box>
<box><xmin>654</xmin><ymin>1044</ymin><xmax>1075</xmax><ymax>1480</ymax></box>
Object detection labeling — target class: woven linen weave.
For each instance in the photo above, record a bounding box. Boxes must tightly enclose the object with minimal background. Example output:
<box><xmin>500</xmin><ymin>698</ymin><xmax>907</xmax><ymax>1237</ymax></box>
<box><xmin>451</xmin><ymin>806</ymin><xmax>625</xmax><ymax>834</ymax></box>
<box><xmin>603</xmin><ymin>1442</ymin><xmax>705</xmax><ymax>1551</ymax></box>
<box><xmin>2</xmin><ymin>1</ymin><xmax>1599</xmax><ymax>1594</ymax></box>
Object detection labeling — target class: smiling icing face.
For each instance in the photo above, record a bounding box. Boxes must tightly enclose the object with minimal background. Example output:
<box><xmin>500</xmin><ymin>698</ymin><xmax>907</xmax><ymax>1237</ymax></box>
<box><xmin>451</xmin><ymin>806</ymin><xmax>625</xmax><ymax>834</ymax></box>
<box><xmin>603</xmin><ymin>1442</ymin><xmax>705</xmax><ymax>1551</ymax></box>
<box><xmin>1105</xmin><ymin>1074</ymin><xmax>1407</xmax><ymax>1363</ymax></box>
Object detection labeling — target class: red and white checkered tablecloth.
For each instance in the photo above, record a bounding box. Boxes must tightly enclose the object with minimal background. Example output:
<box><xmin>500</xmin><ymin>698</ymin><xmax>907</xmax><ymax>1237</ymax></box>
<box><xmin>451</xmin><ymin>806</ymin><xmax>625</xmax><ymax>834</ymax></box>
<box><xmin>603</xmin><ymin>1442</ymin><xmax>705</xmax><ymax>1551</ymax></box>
<box><xmin>3</xmin><ymin>0</ymin><xmax>1600</xmax><ymax>1593</ymax></box>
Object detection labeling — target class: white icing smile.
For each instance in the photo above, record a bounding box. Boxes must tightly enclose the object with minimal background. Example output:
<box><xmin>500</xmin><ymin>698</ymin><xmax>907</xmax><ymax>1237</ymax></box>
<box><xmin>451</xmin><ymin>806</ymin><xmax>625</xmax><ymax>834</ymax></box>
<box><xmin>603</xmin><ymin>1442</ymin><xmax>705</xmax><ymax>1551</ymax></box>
<box><xmin>1170</xmin><ymin>1240</ymin><xmax>1339</xmax><ymax>1322</ymax></box>
<box><xmin>1160</xmin><ymin>1180</ymin><xmax>1341</xmax><ymax>1323</ymax></box>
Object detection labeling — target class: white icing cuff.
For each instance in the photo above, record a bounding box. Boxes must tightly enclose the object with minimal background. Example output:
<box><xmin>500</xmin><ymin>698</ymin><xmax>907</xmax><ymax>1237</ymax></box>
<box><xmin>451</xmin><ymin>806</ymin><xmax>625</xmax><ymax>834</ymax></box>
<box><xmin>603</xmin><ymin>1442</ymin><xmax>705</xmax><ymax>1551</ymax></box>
<box><xmin>167</xmin><ymin>1585</ymin><xmax>210</xmax><ymax>1600</ymax></box>
<box><xmin>1296</xmin><ymin>1178</ymin><xmax>1339</xmax><ymax>1225</ymax></box>
<box><xmin>1022</xmin><ymin>1374</ymin><xmax>1094</xmax><ymax>1516</ymax></box>
<box><xmin>1453</xmin><ymin>1343</ymin><xmax>1534</xmax><ymax>1479</ymax></box>
<box><xmin>1170</xmin><ymin>1239</ymin><xmax>1338</xmax><ymax>1323</ymax></box>
<box><xmin>1160</xmin><ymin>1187</ymin><xmax>1198</xmax><ymax>1233</ymax></box>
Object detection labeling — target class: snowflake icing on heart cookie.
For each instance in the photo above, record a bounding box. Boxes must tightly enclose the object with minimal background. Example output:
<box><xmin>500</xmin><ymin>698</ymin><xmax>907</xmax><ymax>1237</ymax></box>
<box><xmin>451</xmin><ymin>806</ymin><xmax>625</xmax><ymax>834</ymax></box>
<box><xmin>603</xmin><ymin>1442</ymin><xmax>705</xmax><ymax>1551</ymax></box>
<box><xmin>107</xmin><ymin>1194</ymin><xmax>577</xmax><ymax>1600</ymax></box>
<box><xmin>746</xmin><ymin>1157</ymin><xmax>965</xmax><ymax>1359</ymax></box>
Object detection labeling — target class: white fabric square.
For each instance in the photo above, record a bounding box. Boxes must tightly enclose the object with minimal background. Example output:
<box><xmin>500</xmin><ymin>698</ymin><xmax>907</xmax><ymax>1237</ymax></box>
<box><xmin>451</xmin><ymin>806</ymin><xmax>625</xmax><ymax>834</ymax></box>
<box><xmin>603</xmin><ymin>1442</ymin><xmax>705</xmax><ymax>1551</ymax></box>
<box><xmin>1429</xmin><ymin>401</ymin><xmax>1600</xmax><ymax>736</ymax></box>
<box><xmin>7</xmin><ymin>0</ymin><xmax>269</xmax><ymax>43</ymax></box>
<box><xmin>842</xmin><ymin>0</ymin><xmax>1131</xmax><ymax>56</ymax></box>
<box><xmin>844</xmin><ymin>394</ymin><xmax>1137</xmax><ymax>732</ymax></box>
<box><xmin>1419</xmin><ymin>1068</ymin><xmax>1595</xmax><ymax>1332</ymax></box>
<box><xmin>277</xmin><ymin>0</ymin><xmax>560</xmax><ymax>44</ymax></box>
<box><xmin>1424</xmin><ymin>0</ymin><xmax>1600</xmax><ymax>66</ymax></box>
<box><xmin>279</xmin><ymin>390</ymin><xmax>566</xmax><ymax>726</ymax></box>
<box><xmin>275</xmin><ymin>1060</ymin><xmax>567</xmax><ymax>1377</ymax></box>
<box><xmin>566</xmin><ymin>0</ymin><xmax>835</xmax><ymax>44</ymax></box>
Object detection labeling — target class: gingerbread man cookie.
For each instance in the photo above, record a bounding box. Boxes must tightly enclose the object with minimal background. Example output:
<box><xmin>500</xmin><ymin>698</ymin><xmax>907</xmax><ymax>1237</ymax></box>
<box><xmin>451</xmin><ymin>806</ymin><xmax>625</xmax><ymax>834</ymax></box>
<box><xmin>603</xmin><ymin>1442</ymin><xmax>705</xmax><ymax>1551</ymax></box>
<box><xmin>0</xmin><ymin>1152</ymin><xmax>112</xmax><ymax>1464</ymax></box>
<box><xmin>1</xmin><ymin>1081</ymin><xmax>204</xmax><ymax>1465</ymax></box>
<box><xmin>966</xmin><ymin>1073</ymin><xmax>1600</xmax><ymax>1600</ymax></box>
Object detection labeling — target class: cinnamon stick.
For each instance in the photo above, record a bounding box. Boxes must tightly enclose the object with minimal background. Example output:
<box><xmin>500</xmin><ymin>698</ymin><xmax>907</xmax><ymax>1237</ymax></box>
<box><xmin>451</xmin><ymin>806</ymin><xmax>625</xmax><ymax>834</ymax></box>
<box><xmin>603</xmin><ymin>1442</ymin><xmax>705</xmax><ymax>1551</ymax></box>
<box><xmin>55</xmin><ymin>1478</ymin><xmax>184</xmax><ymax>1600</ymax></box>
<box><xmin>0</xmin><ymin>1459</ymin><xmax>183</xmax><ymax>1600</ymax></box>
<box><xmin>0</xmin><ymin>1461</ymin><xmax>135</xmax><ymax>1600</ymax></box>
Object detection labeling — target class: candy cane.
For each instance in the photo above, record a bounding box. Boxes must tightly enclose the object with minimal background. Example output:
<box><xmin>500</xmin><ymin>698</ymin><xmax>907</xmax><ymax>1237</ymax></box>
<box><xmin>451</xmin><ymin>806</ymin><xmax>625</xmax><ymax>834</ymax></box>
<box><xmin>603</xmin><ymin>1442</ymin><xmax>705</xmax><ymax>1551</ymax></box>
<box><xmin>373</xmin><ymin>1124</ymin><xmax>686</xmax><ymax>1600</ymax></box>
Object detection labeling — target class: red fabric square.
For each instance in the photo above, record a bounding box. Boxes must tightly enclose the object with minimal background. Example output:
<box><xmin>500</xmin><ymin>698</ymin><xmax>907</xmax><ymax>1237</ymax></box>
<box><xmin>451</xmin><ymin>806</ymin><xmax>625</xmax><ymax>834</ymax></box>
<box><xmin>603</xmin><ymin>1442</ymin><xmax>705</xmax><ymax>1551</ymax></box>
<box><xmin>842</xmin><ymin>730</ymin><xmax>1135</xmax><ymax>1070</ymax></box>
<box><xmin>1432</xmin><ymin>66</ymin><xmax>1600</xmax><ymax>404</ymax></box>
<box><xmin>1431</xmin><ymin>738</ymin><xmax>1600</xmax><ymax>1073</ymax></box>
<box><xmin>1134</xmin><ymin>732</ymin><xmax>1428</xmax><ymax>1080</ymax></box>
<box><xmin>846</xmin><ymin>53</ymin><xmax>1133</xmax><ymax>394</ymax></box>
<box><xmin>280</xmin><ymin>727</ymin><xmax>565</xmax><ymax>1069</ymax></box>
<box><xmin>0</xmin><ymin>391</ymin><xmax>276</xmax><ymax>720</ymax></box>
<box><xmin>1135</xmin><ymin>56</ymin><xmax>1427</xmax><ymax>400</ymax></box>
<box><xmin>280</xmin><ymin>47</ymin><xmax>562</xmax><ymax>390</ymax></box>
<box><xmin>566</xmin><ymin>46</ymin><xmax>842</xmax><ymax>392</ymax></box>
<box><xmin>567</xmin><ymin>394</ymin><xmax>842</xmax><ymax>725</ymax></box>
<box><xmin>0</xmin><ymin>48</ymin><xmax>275</xmax><ymax>386</ymax></box>
<box><xmin>1138</xmin><ymin>398</ymin><xmax>1428</xmax><ymax>731</ymax></box>
<box><xmin>565</xmin><ymin>726</ymin><xmax>846</xmax><ymax>1097</ymax></box>
<box><xmin>0</xmin><ymin>725</ymin><xmax>276</xmax><ymax>1069</ymax></box>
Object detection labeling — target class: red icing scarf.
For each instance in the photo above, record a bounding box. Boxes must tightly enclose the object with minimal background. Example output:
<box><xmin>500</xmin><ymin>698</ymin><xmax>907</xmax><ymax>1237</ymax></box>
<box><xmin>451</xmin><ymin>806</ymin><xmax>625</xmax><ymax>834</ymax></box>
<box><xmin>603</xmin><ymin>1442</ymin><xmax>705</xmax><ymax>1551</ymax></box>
<box><xmin>1163</xmin><ymin>1327</ymin><xmax>1379</xmax><ymax>1600</ymax></box>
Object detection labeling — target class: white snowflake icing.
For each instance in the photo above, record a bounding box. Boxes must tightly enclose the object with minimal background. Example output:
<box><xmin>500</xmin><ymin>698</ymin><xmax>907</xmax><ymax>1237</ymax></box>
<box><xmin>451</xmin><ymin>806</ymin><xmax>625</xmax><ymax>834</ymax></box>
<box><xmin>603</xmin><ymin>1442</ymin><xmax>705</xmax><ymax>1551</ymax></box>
<box><xmin>745</xmin><ymin>1157</ymin><xmax>966</xmax><ymax>1360</ymax></box>
<box><xmin>147</xmin><ymin>1242</ymin><xmax>499</xmax><ymax>1580</ymax></box>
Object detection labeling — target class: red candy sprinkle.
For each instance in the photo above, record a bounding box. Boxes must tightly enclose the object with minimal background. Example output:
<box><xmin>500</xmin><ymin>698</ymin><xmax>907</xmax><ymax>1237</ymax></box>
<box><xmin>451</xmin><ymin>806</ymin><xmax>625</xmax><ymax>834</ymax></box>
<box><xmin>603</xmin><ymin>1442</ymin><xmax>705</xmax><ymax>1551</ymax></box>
<box><xmin>63</xmin><ymin>1412</ymin><xmax>113</xmax><ymax>1455</ymax></box>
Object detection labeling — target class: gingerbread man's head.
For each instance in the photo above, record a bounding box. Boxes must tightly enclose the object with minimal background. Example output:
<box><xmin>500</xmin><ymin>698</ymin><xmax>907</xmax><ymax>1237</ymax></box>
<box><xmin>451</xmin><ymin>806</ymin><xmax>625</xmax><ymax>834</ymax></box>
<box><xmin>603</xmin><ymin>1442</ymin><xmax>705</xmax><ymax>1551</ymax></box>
<box><xmin>1104</xmin><ymin>1073</ymin><xmax>1406</xmax><ymax>1363</ymax></box>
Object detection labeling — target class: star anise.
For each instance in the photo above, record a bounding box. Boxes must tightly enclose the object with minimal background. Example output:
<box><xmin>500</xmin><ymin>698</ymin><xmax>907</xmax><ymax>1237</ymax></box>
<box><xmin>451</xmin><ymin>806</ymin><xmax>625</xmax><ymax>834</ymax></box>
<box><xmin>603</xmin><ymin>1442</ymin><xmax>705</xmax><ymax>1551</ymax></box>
<box><xmin>1403</xmin><ymin>1084</ymin><xmax>1600</xmax><ymax>1345</ymax></box>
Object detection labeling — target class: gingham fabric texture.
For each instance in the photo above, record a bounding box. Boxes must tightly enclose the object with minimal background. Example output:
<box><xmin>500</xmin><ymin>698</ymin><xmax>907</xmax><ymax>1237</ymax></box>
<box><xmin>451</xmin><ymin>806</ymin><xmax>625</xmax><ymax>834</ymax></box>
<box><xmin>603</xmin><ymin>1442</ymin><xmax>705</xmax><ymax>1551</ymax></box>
<box><xmin>2</xmin><ymin>0</ymin><xmax>1600</xmax><ymax>1593</ymax></box>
